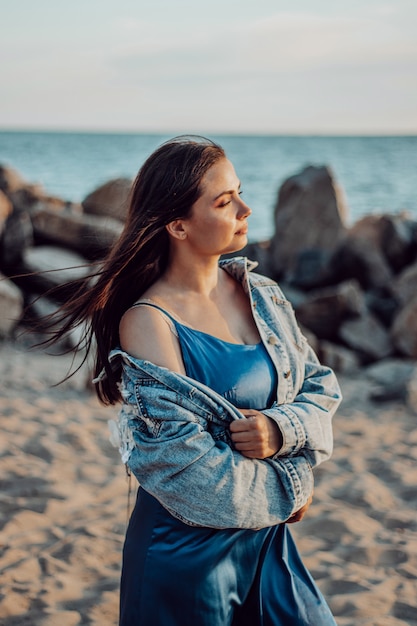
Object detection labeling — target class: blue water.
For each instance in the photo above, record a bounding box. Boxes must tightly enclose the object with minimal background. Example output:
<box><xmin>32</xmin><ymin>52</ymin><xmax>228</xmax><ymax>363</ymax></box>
<box><xmin>0</xmin><ymin>131</ymin><xmax>416</xmax><ymax>242</ymax></box>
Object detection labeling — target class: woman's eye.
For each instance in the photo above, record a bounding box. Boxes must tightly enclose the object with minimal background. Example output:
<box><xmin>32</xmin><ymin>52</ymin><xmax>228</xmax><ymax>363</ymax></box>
<box><xmin>216</xmin><ymin>190</ymin><xmax>242</xmax><ymax>207</ymax></box>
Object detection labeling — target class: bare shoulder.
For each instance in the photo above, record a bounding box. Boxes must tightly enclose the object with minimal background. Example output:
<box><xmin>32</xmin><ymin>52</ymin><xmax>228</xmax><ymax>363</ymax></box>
<box><xmin>119</xmin><ymin>304</ymin><xmax>185</xmax><ymax>374</ymax></box>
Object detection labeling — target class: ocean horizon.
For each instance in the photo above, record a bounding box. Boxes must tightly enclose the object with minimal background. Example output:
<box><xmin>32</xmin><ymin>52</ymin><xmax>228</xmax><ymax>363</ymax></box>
<box><xmin>1</xmin><ymin>130</ymin><xmax>416</xmax><ymax>242</ymax></box>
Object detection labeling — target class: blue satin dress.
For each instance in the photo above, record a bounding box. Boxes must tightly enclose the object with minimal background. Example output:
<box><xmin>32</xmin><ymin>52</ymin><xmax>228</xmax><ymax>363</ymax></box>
<box><xmin>119</xmin><ymin>305</ymin><xmax>336</xmax><ymax>625</ymax></box>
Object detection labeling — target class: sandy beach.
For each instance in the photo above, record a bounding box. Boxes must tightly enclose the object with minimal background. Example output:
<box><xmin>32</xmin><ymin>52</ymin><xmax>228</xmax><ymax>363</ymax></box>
<box><xmin>1</xmin><ymin>338</ymin><xmax>416</xmax><ymax>626</ymax></box>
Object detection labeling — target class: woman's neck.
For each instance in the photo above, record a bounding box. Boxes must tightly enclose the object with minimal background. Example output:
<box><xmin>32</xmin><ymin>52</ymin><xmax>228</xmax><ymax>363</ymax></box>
<box><xmin>160</xmin><ymin>254</ymin><xmax>224</xmax><ymax>298</ymax></box>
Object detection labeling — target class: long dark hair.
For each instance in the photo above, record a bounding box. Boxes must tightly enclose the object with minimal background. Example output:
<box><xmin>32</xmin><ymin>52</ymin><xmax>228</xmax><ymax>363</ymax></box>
<box><xmin>45</xmin><ymin>136</ymin><xmax>226</xmax><ymax>405</ymax></box>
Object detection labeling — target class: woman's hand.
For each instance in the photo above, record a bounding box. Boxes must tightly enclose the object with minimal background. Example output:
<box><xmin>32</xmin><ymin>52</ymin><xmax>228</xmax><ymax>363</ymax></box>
<box><xmin>229</xmin><ymin>410</ymin><xmax>283</xmax><ymax>459</ymax></box>
<box><xmin>286</xmin><ymin>493</ymin><xmax>313</xmax><ymax>524</ymax></box>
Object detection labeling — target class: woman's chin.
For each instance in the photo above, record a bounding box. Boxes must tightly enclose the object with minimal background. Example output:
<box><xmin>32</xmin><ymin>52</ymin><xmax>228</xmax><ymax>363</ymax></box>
<box><xmin>221</xmin><ymin>240</ymin><xmax>248</xmax><ymax>256</ymax></box>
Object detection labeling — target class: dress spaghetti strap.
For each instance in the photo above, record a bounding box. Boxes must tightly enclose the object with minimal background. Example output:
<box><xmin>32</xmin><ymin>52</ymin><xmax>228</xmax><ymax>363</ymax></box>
<box><xmin>131</xmin><ymin>299</ymin><xmax>277</xmax><ymax>410</ymax></box>
<box><xmin>129</xmin><ymin>300</ymin><xmax>179</xmax><ymax>337</ymax></box>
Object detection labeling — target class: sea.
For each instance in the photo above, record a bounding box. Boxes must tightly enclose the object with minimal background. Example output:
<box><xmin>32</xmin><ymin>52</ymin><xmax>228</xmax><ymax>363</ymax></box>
<box><xmin>0</xmin><ymin>131</ymin><xmax>416</xmax><ymax>242</ymax></box>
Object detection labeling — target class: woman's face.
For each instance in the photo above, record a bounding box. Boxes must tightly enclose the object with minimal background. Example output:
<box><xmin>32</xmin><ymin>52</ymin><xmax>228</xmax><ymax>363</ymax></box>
<box><xmin>178</xmin><ymin>158</ymin><xmax>252</xmax><ymax>256</ymax></box>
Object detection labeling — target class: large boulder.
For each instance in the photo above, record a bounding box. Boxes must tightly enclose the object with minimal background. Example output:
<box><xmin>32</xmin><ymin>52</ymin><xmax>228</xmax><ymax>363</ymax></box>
<box><xmin>392</xmin><ymin>261</ymin><xmax>417</xmax><ymax>306</ymax></box>
<box><xmin>294</xmin><ymin>280</ymin><xmax>365</xmax><ymax>340</ymax></box>
<box><xmin>365</xmin><ymin>358</ymin><xmax>416</xmax><ymax>402</ymax></box>
<box><xmin>331</xmin><ymin>219</ymin><xmax>391</xmax><ymax>289</ymax></box>
<box><xmin>0</xmin><ymin>165</ymin><xmax>29</xmax><ymax>194</ymax></box>
<box><xmin>8</xmin><ymin>186</ymin><xmax>50</xmax><ymax>213</ymax></box>
<box><xmin>0</xmin><ymin>165</ymin><xmax>48</xmax><ymax>213</ymax></box>
<box><xmin>226</xmin><ymin>241</ymin><xmax>274</xmax><ymax>278</ymax></box>
<box><xmin>269</xmin><ymin>165</ymin><xmax>348</xmax><ymax>279</ymax></box>
<box><xmin>391</xmin><ymin>296</ymin><xmax>417</xmax><ymax>358</ymax></box>
<box><xmin>331</xmin><ymin>213</ymin><xmax>417</xmax><ymax>290</ymax></box>
<box><xmin>366</xmin><ymin>358</ymin><xmax>416</xmax><ymax>387</ymax></box>
<box><xmin>339</xmin><ymin>312</ymin><xmax>393</xmax><ymax>362</ymax></box>
<box><xmin>15</xmin><ymin>246</ymin><xmax>91</xmax><ymax>302</ymax></box>
<box><xmin>0</xmin><ymin>273</ymin><xmax>24</xmax><ymax>337</ymax></box>
<box><xmin>381</xmin><ymin>212</ymin><xmax>417</xmax><ymax>272</ymax></box>
<box><xmin>318</xmin><ymin>340</ymin><xmax>360</xmax><ymax>374</ymax></box>
<box><xmin>0</xmin><ymin>208</ymin><xmax>34</xmax><ymax>269</ymax></box>
<box><xmin>31</xmin><ymin>205</ymin><xmax>123</xmax><ymax>259</ymax></box>
<box><xmin>286</xmin><ymin>248</ymin><xmax>334</xmax><ymax>290</ymax></box>
<box><xmin>0</xmin><ymin>190</ymin><xmax>13</xmax><ymax>236</ymax></box>
<box><xmin>364</xmin><ymin>286</ymin><xmax>399</xmax><ymax>327</ymax></box>
<box><xmin>82</xmin><ymin>178</ymin><xmax>132</xmax><ymax>221</ymax></box>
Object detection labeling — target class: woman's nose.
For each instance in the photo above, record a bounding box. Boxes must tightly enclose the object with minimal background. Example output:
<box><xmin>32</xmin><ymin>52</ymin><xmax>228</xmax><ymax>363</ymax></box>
<box><xmin>238</xmin><ymin>198</ymin><xmax>251</xmax><ymax>219</ymax></box>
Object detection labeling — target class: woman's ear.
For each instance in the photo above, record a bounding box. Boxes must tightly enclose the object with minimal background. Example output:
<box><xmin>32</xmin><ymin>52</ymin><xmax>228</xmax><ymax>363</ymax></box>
<box><xmin>166</xmin><ymin>220</ymin><xmax>187</xmax><ymax>240</ymax></box>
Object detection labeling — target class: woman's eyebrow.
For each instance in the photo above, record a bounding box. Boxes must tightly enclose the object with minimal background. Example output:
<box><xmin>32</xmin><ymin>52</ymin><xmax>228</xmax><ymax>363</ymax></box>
<box><xmin>213</xmin><ymin>181</ymin><xmax>241</xmax><ymax>201</ymax></box>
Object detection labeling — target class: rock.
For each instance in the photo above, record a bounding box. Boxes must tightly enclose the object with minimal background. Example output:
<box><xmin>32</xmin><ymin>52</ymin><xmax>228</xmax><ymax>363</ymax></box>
<box><xmin>22</xmin><ymin>292</ymin><xmax>60</xmax><ymax>328</ymax></box>
<box><xmin>392</xmin><ymin>261</ymin><xmax>417</xmax><ymax>306</ymax></box>
<box><xmin>365</xmin><ymin>358</ymin><xmax>416</xmax><ymax>387</ymax></box>
<box><xmin>295</xmin><ymin>280</ymin><xmax>365</xmax><ymax>340</ymax></box>
<box><xmin>299</xmin><ymin>325</ymin><xmax>320</xmax><ymax>353</ymax></box>
<box><xmin>0</xmin><ymin>273</ymin><xmax>24</xmax><ymax>336</ymax></box>
<box><xmin>318</xmin><ymin>340</ymin><xmax>360</xmax><ymax>374</ymax></box>
<box><xmin>231</xmin><ymin>240</ymin><xmax>274</xmax><ymax>277</ymax></box>
<box><xmin>269</xmin><ymin>165</ymin><xmax>348</xmax><ymax>279</ymax></box>
<box><xmin>280</xmin><ymin>283</ymin><xmax>309</xmax><ymax>310</ymax></box>
<box><xmin>369</xmin><ymin>384</ymin><xmax>407</xmax><ymax>403</ymax></box>
<box><xmin>0</xmin><ymin>164</ymin><xmax>29</xmax><ymax>194</ymax></box>
<box><xmin>331</xmin><ymin>213</ymin><xmax>417</xmax><ymax>290</ymax></box>
<box><xmin>0</xmin><ymin>189</ymin><xmax>13</xmax><ymax>234</ymax></box>
<box><xmin>406</xmin><ymin>366</ymin><xmax>417</xmax><ymax>414</ymax></box>
<box><xmin>391</xmin><ymin>296</ymin><xmax>417</xmax><ymax>358</ymax></box>
<box><xmin>287</xmin><ymin>248</ymin><xmax>334</xmax><ymax>289</ymax></box>
<box><xmin>339</xmin><ymin>311</ymin><xmax>393</xmax><ymax>362</ymax></box>
<box><xmin>367</xmin><ymin>359</ymin><xmax>413</xmax><ymax>402</ymax></box>
<box><xmin>365</xmin><ymin>286</ymin><xmax>399</xmax><ymax>327</ymax></box>
<box><xmin>31</xmin><ymin>205</ymin><xmax>123</xmax><ymax>259</ymax></box>
<box><xmin>381</xmin><ymin>212</ymin><xmax>417</xmax><ymax>272</ymax></box>
<box><xmin>0</xmin><ymin>209</ymin><xmax>34</xmax><ymax>268</ymax></box>
<box><xmin>21</xmin><ymin>293</ymin><xmax>89</xmax><ymax>351</ymax></box>
<box><xmin>331</xmin><ymin>220</ymin><xmax>392</xmax><ymax>290</ymax></box>
<box><xmin>16</xmin><ymin>246</ymin><xmax>91</xmax><ymax>302</ymax></box>
<box><xmin>22</xmin><ymin>246</ymin><xmax>90</xmax><ymax>283</ymax></box>
<box><xmin>9</xmin><ymin>185</ymin><xmax>50</xmax><ymax>213</ymax></box>
<box><xmin>82</xmin><ymin>177</ymin><xmax>132</xmax><ymax>221</ymax></box>
<box><xmin>3</xmin><ymin>161</ymin><xmax>417</xmax><ymax>377</ymax></box>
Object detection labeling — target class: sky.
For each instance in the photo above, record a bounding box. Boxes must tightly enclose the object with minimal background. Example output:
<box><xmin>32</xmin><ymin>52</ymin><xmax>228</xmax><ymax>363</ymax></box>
<box><xmin>1</xmin><ymin>0</ymin><xmax>417</xmax><ymax>135</ymax></box>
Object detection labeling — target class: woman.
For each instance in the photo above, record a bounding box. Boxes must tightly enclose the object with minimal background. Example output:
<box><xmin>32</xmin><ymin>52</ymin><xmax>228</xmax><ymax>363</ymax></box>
<box><xmin>49</xmin><ymin>136</ymin><xmax>341</xmax><ymax>625</ymax></box>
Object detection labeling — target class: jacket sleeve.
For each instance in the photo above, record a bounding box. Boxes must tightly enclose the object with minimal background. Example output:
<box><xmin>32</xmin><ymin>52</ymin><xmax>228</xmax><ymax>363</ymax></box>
<box><xmin>262</xmin><ymin>339</ymin><xmax>342</xmax><ymax>467</ymax></box>
<box><xmin>123</xmin><ymin>382</ymin><xmax>314</xmax><ymax>530</ymax></box>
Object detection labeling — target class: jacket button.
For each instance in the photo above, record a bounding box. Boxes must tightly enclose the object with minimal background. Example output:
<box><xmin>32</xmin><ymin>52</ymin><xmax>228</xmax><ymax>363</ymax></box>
<box><xmin>283</xmin><ymin>370</ymin><xmax>291</xmax><ymax>378</ymax></box>
<box><xmin>268</xmin><ymin>336</ymin><xmax>279</xmax><ymax>345</ymax></box>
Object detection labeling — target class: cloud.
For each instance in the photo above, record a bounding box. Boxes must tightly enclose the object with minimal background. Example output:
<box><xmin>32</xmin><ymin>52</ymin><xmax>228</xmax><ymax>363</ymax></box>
<box><xmin>1</xmin><ymin>3</ymin><xmax>416</xmax><ymax>132</ymax></box>
<box><xmin>110</xmin><ymin>10</ymin><xmax>417</xmax><ymax>87</ymax></box>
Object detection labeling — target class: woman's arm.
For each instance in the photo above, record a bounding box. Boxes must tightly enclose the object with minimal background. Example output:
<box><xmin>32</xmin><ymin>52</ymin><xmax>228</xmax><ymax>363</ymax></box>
<box><xmin>230</xmin><ymin>274</ymin><xmax>342</xmax><ymax>464</ymax></box>
<box><xmin>230</xmin><ymin>410</ymin><xmax>284</xmax><ymax>458</ymax></box>
<box><xmin>119</xmin><ymin>303</ymin><xmax>185</xmax><ymax>373</ymax></box>
<box><xmin>260</xmin><ymin>340</ymin><xmax>341</xmax><ymax>467</ymax></box>
<box><xmin>123</xmin><ymin>388</ymin><xmax>314</xmax><ymax>529</ymax></box>
<box><xmin>229</xmin><ymin>343</ymin><xmax>341</xmax><ymax>465</ymax></box>
<box><xmin>117</xmin><ymin>302</ymin><xmax>319</xmax><ymax>529</ymax></box>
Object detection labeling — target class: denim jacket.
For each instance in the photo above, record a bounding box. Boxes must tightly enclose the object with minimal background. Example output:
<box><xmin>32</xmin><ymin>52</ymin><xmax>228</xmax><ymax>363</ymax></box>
<box><xmin>106</xmin><ymin>257</ymin><xmax>342</xmax><ymax>530</ymax></box>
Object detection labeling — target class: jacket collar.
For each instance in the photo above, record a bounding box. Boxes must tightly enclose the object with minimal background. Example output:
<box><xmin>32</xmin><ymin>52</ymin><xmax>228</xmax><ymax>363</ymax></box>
<box><xmin>219</xmin><ymin>256</ymin><xmax>258</xmax><ymax>294</ymax></box>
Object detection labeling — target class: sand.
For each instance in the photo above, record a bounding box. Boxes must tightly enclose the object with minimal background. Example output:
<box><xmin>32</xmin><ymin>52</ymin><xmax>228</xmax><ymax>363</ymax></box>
<box><xmin>1</xmin><ymin>338</ymin><xmax>416</xmax><ymax>626</ymax></box>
